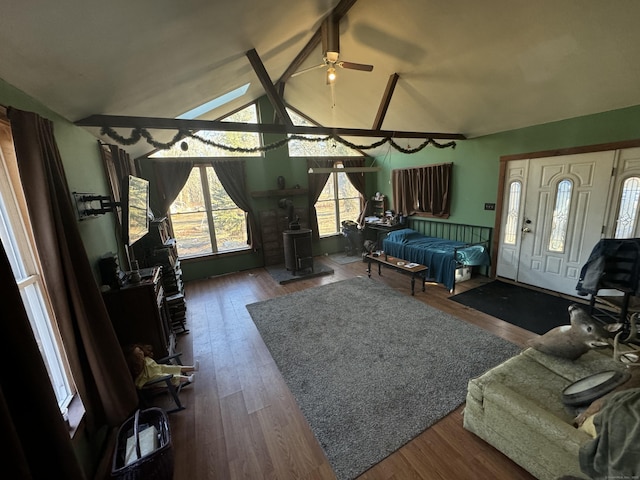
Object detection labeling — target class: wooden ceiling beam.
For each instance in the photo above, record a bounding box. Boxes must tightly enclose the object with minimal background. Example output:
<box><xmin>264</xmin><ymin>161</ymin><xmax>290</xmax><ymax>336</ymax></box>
<box><xmin>75</xmin><ymin>114</ymin><xmax>466</xmax><ymax>140</ymax></box>
<box><xmin>246</xmin><ymin>48</ymin><xmax>292</xmax><ymax>126</ymax></box>
<box><xmin>372</xmin><ymin>73</ymin><xmax>400</xmax><ymax>130</ymax></box>
<box><xmin>277</xmin><ymin>0</ymin><xmax>359</xmax><ymax>86</ymax></box>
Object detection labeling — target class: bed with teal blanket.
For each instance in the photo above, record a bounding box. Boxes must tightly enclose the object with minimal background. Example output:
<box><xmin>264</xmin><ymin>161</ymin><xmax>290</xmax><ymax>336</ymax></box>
<box><xmin>382</xmin><ymin>227</ymin><xmax>491</xmax><ymax>291</ymax></box>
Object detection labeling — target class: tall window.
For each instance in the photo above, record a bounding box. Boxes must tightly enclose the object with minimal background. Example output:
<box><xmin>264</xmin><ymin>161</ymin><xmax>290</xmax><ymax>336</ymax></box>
<box><xmin>152</xmin><ymin>105</ymin><xmax>259</xmax><ymax>257</ymax></box>
<box><xmin>170</xmin><ymin>165</ymin><xmax>248</xmax><ymax>257</ymax></box>
<box><xmin>0</xmin><ymin>118</ymin><xmax>73</xmax><ymax>409</ymax></box>
<box><xmin>503</xmin><ymin>181</ymin><xmax>522</xmax><ymax>245</ymax></box>
<box><xmin>315</xmin><ymin>162</ymin><xmax>361</xmax><ymax>236</ymax></box>
<box><xmin>614</xmin><ymin>176</ymin><xmax>640</xmax><ymax>238</ymax></box>
<box><xmin>549</xmin><ymin>179</ymin><xmax>573</xmax><ymax>252</ymax></box>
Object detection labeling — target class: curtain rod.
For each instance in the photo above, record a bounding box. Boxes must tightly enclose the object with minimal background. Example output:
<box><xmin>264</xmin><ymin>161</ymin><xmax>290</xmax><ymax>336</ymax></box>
<box><xmin>307</xmin><ymin>166</ymin><xmax>381</xmax><ymax>174</ymax></box>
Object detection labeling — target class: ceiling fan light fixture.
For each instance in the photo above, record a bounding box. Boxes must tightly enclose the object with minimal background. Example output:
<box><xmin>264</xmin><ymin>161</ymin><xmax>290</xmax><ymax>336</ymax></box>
<box><xmin>327</xmin><ymin>67</ymin><xmax>337</xmax><ymax>84</ymax></box>
<box><xmin>325</xmin><ymin>51</ymin><xmax>339</xmax><ymax>63</ymax></box>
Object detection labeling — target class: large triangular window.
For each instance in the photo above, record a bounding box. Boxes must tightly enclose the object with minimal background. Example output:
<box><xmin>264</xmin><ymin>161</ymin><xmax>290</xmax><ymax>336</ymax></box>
<box><xmin>150</xmin><ymin>104</ymin><xmax>261</xmax><ymax>158</ymax></box>
<box><xmin>286</xmin><ymin>108</ymin><xmax>362</xmax><ymax>157</ymax></box>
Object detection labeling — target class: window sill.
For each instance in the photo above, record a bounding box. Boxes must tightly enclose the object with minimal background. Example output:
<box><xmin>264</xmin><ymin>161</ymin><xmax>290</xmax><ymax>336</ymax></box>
<box><xmin>180</xmin><ymin>246</ymin><xmax>252</xmax><ymax>262</ymax></box>
<box><xmin>67</xmin><ymin>394</ymin><xmax>86</xmax><ymax>440</ymax></box>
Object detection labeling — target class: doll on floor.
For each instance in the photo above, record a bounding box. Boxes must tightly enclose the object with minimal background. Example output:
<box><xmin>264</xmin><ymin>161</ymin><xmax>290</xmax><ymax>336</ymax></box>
<box><xmin>124</xmin><ymin>343</ymin><xmax>199</xmax><ymax>389</ymax></box>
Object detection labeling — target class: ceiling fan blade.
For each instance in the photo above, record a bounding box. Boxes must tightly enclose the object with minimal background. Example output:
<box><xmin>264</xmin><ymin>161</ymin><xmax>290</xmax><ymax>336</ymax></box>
<box><xmin>291</xmin><ymin>62</ymin><xmax>327</xmax><ymax>78</ymax></box>
<box><xmin>338</xmin><ymin>61</ymin><xmax>374</xmax><ymax>72</ymax></box>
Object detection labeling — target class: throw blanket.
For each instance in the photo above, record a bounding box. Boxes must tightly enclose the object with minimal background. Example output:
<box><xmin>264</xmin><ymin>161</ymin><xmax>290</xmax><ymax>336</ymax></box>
<box><xmin>579</xmin><ymin>388</ymin><xmax>640</xmax><ymax>478</ymax></box>
<box><xmin>382</xmin><ymin>228</ymin><xmax>490</xmax><ymax>290</ymax></box>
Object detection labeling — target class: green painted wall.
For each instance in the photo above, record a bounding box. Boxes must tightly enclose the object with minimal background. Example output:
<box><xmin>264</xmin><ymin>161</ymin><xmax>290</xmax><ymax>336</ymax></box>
<box><xmin>374</xmin><ymin>105</ymin><xmax>640</xmax><ymax>228</ymax></box>
<box><xmin>0</xmin><ymin>78</ymin><xmax>123</xmax><ymax>279</ymax></box>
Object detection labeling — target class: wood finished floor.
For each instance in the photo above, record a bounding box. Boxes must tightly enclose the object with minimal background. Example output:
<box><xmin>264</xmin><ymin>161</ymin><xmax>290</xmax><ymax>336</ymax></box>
<box><xmin>167</xmin><ymin>257</ymin><xmax>539</xmax><ymax>480</ymax></box>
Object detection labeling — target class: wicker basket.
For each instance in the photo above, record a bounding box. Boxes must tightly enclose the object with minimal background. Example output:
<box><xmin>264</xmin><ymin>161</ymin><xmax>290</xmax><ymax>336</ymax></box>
<box><xmin>111</xmin><ymin>408</ymin><xmax>174</xmax><ymax>480</ymax></box>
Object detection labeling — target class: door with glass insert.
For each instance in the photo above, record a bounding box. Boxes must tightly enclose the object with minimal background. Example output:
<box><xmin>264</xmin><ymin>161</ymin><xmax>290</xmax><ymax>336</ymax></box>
<box><xmin>498</xmin><ymin>151</ymin><xmax>615</xmax><ymax>296</ymax></box>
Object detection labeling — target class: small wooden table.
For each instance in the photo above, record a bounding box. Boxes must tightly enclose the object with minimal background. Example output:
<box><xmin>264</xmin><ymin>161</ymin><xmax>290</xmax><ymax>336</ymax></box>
<box><xmin>365</xmin><ymin>253</ymin><xmax>428</xmax><ymax>295</ymax></box>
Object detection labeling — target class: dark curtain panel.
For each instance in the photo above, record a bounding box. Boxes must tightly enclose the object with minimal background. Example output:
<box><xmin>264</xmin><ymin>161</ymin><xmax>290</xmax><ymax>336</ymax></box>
<box><xmin>1</xmin><ymin>242</ymin><xmax>85</xmax><ymax>479</ymax></box>
<box><xmin>307</xmin><ymin>158</ymin><xmax>334</xmax><ymax>240</ymax></box>
<box><xmin>342</xmin><ymin>158</ymin><xmax>367</xmax><ymax>226</ymax></box>
<box><xmin>392</xmin><ymin>168</ymin><xmax>415</xmax><ymax>215</ymax></box>
<box><xmin>420</xmin><ymin>163</ymin><xmax>452</xmax><ymax>217</ymax></box>
<box><xmin>211</xmin><ymin>159</ymin><xmax>261</xmax><ymax>249</ymax></box>
<box><xmin>392</xmin><ymin>163</ymin><xmax>452</xmax><ymax>218</ymax></box>
<box><xmin>342</xmin><ymin>157</ymin><xmax>367</xmax><ymax>196</ymax></box>
<box><xmin>99</xmin><ymin>143</ymin><xmax>135</xmax><ymax>236</ymax></box>
<box><xmin>147</xmin><ymin>158</ymin><xmax>193</xmax><ymax>217</ymax></box>
<box><xmin>8</xmin><ymin>108</ymin><xmax>138</xmax><ymax>435</ymax></box>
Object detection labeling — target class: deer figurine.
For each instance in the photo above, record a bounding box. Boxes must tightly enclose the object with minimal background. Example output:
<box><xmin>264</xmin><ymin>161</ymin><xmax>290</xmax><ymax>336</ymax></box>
<box><xmin>574</xmin><ymin>313</ymin><xmax>640</xmax><ymax>427</ymax></box>
<box><xmin>527</xmin><ymin>304</ymin><xmax>622</xmax><ymax>360</ymax></box>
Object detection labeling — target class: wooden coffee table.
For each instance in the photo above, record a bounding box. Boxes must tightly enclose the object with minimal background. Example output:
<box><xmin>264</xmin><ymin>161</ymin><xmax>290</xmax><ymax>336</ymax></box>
<box><xmin>365</xmin><ymin>253</ymin><xmax>428</xmax><ymax>295</ymax></box>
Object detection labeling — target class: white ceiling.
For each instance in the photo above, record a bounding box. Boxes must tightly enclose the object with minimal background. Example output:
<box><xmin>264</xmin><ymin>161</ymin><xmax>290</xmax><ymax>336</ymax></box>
<box><xmin>2</xmin><ymin>0</ymin><xmax>640</xmax><ymax>159</ymax></box>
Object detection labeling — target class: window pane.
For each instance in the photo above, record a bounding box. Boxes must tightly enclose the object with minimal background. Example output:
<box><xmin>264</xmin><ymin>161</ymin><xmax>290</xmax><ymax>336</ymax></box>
<box><xmin>207</xmin><ymin>168</ymin><xmax>236</xmax><ymax>210</ymax></box>
<box><xmin>316</xmin><ymin>199</ymin><xmax>337</xmax><ymax>236</ymax></box>
<box><xmin>287</xmin><ymin>109</ymin><xmax>362</xmax><ymax>157</ymax></box>
<box><xmin>170</xmin><ymin>166</ymin><xmax>248</xmax><ymax>256</ymax></box>
<box><xmin>20</xmin><ymin>281</ymin><xmax>72</xmax><ymax>406</ymax></box>
<box><xmin>503</xmin><ymin>181</ymin><xmax>521</xmax><ymax>245</ymax></box>
<box><xmin>549</xmin><ymin>179</ymin><xmax>572</xmax><ymax>252</ymax></box>
<box><xmin>171</xmin><ymin>169</ymin><xmax>205</xmax><ymax>213</ymax></box>
<box><xmin>212</xmin><ymin>209</ymin><xmax>247</xmax><ymax>251</ymax></box>
<box><xmin>615</xmin><ymin>176</ymin><xmax>640</xmax><ymax>239</ymax></box>
<box><xmin>318</xmin><ymin>173</ymin><xmax>335</xmax><ymax>201</ymax></box>
<box><xmin>1</xmin><ymin>149</ymin><xmax>73</xmax><ymax>409</ymax></box>
<box><xmin>150</xmin><ymin>104</ymin><xmax>261</xmax><ymax>158</ymax></box>
<box><xmin>339</xmin><ymin>197</ymin><xmax>360</xmax><ymax>223</ymax></box>
<box><xmin>337</xmin><ymin>172</ymin><xmax>360</xmax><ymax>224</ymax></box>
<box><xmin>0</xmin><ymin>198</ymin><xmax>27</xmax><ymax>280</ymax></box>
<box><xmin>171</xmin><ymin>211</ymin><xmax>212</xmax><ymax>256</ymax></box>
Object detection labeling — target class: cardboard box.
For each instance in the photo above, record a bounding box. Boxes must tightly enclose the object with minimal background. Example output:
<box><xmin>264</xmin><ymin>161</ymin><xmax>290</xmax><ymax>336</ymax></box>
<box><xmin>455</xmin><ymin>266</ymin><xmax>471</xmax><ymax>283</ymax></box>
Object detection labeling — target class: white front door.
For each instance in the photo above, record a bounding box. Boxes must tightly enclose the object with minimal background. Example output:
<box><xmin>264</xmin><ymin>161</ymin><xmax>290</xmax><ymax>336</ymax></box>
<box><xmin>498</xmin><ymin>151</ymin><xmax>615</xmax><ymax>296</ymax></box>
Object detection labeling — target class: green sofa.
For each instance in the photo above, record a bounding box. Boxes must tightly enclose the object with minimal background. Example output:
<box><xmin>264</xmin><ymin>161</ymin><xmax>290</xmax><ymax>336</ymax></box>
<box><xmin>463</xmin><ymin>347</ymin><xmax>624</xmax><ymax>480</ymax></box>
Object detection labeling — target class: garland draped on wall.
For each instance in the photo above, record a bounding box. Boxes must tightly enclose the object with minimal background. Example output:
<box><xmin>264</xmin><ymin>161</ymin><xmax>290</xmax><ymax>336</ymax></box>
<box><xmin>100</xmin><ymin>126</ymin><xmax>457</xmax><ymax>154</ymax></box>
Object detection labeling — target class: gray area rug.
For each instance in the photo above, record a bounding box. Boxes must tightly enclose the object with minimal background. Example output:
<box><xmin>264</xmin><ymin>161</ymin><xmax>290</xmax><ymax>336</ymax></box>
<box><xmin>246</xmin><ymin>276</ymin><xmax>522</xmax><ymax>480</ymax></box>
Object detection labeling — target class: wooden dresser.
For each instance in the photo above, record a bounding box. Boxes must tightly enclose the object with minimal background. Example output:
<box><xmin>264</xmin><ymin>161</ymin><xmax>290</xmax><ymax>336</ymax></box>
<box><xmin>102</xmin><ymin>266</ymin><xmax>174</xmax><ymax>358</ymax></box>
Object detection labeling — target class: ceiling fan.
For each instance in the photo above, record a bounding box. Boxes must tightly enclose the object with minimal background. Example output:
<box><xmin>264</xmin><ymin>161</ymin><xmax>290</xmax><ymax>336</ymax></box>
<box><xmin>292</xmin><ymin>14</ymin><xmax>374</xmax><ymax>85</ymax></box>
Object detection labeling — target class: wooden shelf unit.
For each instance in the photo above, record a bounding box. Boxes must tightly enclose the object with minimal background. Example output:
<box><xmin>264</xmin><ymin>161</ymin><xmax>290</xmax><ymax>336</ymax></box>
<box><xmin>102</xmin><ymin>266</ymin><xmax>174</xmax><ymax>358</ymax></box>
<box><xmin>132</xmin><ymin>218</ymin><xmax>187</xmax><ymax>333</ymax></box>
<box><xmin>251</xmin><ymin>188</ymin><xmax>308</xmax><ymax>198</ymax></box>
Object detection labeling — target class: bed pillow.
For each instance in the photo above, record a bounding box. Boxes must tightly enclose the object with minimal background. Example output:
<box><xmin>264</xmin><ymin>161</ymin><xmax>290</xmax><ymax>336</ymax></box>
<box><xmin>385</xmin><ymin>228</ymin><xmax>419</xmax><ymax>243</ymax></box>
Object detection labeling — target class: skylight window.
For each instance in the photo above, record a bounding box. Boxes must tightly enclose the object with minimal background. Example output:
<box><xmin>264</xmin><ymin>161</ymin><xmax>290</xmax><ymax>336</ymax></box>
<box><xmin>177</xmin><ymin>83</ymin><xmax>250</xmax><ymax>120</ymax></box>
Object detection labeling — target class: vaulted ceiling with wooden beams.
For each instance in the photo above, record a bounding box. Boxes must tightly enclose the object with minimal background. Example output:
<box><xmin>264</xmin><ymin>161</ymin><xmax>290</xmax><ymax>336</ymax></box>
<box><xmin>2</xmin><ymin>0</ymin><xmax>640</xmax><ymax>159</ymax></box>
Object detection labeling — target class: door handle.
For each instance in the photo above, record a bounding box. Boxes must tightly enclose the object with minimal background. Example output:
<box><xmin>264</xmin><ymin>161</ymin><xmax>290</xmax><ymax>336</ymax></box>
<box><xmin>522</xmin><ymin>227</ymin><xmax>532</xmax><ymax>233</ymax></box>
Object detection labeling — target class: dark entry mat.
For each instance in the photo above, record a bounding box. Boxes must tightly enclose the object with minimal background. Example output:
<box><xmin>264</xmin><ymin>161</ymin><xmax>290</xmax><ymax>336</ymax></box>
<box><xmin>449</xmin><ymin>281</ymin><xmax>580</xmax><ymax>335</ymax></box>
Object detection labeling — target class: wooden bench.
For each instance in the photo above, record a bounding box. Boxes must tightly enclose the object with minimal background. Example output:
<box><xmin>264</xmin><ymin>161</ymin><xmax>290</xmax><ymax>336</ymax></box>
<box><xmin>365</xmin><ymin>253</ymin><xmax>428</xmax><ymax>295</ymax></box>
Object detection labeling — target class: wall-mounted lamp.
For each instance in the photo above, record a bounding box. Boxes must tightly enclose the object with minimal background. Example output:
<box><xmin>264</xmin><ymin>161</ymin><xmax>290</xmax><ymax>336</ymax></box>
<box><xmin>308</xmin><ymin>166</ymin><xmax>381</xmax><ymax>174</ymax></box>
<box><xmin>73</xmin><ymin>192</ymin><xmax>119</xmax><ymax>219</ymax></box>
